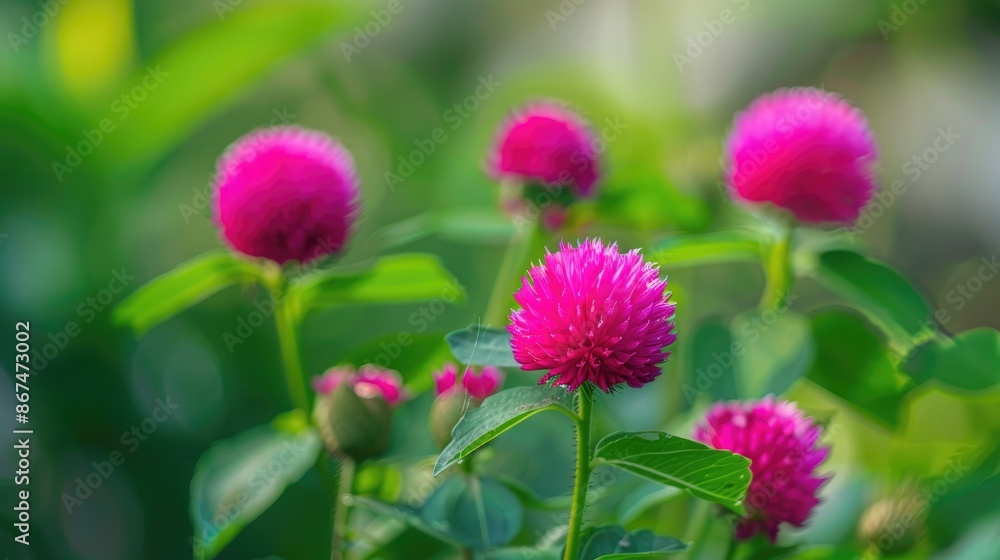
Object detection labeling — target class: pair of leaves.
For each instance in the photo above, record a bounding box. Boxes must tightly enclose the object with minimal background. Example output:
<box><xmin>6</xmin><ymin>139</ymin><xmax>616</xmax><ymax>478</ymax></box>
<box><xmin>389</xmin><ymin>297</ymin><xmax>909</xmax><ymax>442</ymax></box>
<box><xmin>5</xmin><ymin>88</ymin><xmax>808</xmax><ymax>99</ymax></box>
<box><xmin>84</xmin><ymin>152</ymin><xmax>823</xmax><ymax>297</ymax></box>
<box><xmin>434</xmin><ymin>385</ymin><xmax>752</xmax><ymax>515</ymax></box>
<box><xmin>115</xmin><ymin>252</ymin><xmax>462</xmax><ymax>333</ymax></box>
<box><xmin>189</xmin><ymin>411</ymin><xmax>322</xmax><ymax>560</ymax></box>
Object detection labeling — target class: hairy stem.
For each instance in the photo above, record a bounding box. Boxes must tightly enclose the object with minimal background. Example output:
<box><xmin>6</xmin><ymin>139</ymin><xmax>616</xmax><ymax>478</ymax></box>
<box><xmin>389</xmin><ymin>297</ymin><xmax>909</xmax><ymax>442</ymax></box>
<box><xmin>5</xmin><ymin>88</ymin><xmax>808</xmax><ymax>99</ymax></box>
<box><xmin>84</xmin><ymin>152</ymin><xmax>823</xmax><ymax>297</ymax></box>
<box><xmin>563</xmin><ymin>387</ymin><xmax>594</xmax><ymax>560</ymax></box>
<box><xmin>331</xmin><ymin>458</ymin><xmax>356</xmax><ymax>560</ymax></box>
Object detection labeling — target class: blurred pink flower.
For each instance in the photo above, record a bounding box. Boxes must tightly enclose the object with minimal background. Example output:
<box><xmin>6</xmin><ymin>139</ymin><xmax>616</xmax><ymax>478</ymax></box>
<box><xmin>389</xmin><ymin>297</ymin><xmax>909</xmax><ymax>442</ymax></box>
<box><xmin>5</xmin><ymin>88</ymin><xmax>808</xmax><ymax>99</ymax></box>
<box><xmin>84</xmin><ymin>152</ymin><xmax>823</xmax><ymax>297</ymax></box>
<box><xmin>724</xmin><ymin>88</ymin><xmax>878</xmax><ymax>224</ymax></box>
<box><xmin>433</xmin><ymin>362</ymin><xmax>504</xmax><ymax>400</ymax></box>
<box><xmin>695</xmin><ymin>397</ymin><xmax>830</xmax><ymax>542</ymax></box>
<box><xmin>488</xmin><ymin>101</ymin><xmax>600</xmax><ymax>197</ymax></box>
<box><xmin>214</xmin><ymin>126</ymin><xmax>359</xmax><ymax>264</ymax></box>
<box><xmin>312</xmin><ymin>364</ymin><xmax>406</xmax><ymax>407</ymax></box>
<box><xmin>508</xmin><ymin>239</ymin><xmax>676</xmax><ymax>392</ymax></box>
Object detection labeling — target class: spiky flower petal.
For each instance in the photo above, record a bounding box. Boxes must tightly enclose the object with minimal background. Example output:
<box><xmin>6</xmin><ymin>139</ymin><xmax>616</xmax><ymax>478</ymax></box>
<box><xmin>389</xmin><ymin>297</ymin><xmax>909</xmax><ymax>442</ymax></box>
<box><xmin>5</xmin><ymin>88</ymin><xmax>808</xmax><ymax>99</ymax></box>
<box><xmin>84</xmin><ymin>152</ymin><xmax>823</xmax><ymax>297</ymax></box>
<box><xmin>695</xmin><ymin>398</ymin><xmax>830</xmax><ymax>542</ymax></box>
<box><xmin>508</xmin><ymin>239</ymin><xmax>676</xmax><ymax>392</ymax></box>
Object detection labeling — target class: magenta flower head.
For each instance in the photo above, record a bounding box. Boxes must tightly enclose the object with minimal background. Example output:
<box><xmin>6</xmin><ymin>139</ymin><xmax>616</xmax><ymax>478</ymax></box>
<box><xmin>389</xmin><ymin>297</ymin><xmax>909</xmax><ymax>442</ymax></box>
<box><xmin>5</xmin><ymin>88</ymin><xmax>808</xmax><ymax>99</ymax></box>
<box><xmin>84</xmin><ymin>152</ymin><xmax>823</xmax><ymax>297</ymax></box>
<box><xmin>694</xmin><ymin>398</ymin><xmax>831</xmax><ymax>542</ymax></box>
<box><xmin>488</xmin><ymin>100</ymin><xmax>601</xmax><ymax>199</ymax></box>
<box><xmin>508</xmin><ymin>239</ymin><xmax>677</xmax><ymax>392</ymax></box>
<box><xmin>724</xmin><ymin>88</ymin><xmax>878</xmax><ymax>224</ymax></box>
<box><xmin>213</xmin><ymin>126</ymin><xmax>360</xmax><ymax>264</ymax></box>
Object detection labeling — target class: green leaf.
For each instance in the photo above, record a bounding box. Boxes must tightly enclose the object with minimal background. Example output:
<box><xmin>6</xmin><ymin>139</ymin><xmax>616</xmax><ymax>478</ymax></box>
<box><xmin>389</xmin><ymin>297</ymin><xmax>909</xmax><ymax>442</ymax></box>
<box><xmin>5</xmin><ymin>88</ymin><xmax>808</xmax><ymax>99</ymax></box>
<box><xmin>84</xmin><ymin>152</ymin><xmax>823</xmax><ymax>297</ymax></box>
<box><xmin>812</xmin><ymin>250</ymin><xmax>932</xmax><ymax>344</ymax></box>
<box><xmin>434</xmin><ymin>386</ymin><xmax>576</xmax><ymax>476</ymax></box>
<box><xmin>652</xmin><ymin>230</ymin><xmax>763</xmax><ymax>268</ymax></box>
<box><xmin>685</xmin><ymin>319</ymin><xmax>739</xmax><ymax>406</ymax></box>
<box><xmin>570</xmin><ymin>525</ymin><xmax>687</xmax><ymax>559</ymax></box>
<box><xmin>293</xmin><ymin>254</ymin><xmax>464</xmax><ymax>310</ymax></box>
<box><xmin>106</xmin><ymin>3</ymin><xmax>367</xmax><ymax>171</ymax></box>
<box><xmin>732</xmin><ymin>309</ymin><xmax>815</xmax><ymax>398</ymax></box>
<box><xmin>593</xmin><ymin>432</ymin><xmax>751</xmax><ymax>515</ymax></box>
<box><xmin>189</xmin><ymin>410</ymin><xmax>321</xmax><ymax>560</ymax></box>
<box><xmin>807</xmin><ymin>311</ymin><xmax>910</xmax><ymax>428</ymax></box>
<box><xmin>487</xmin><ymin>547</ymin><xmax>562</xmax><ymax>560</ymax></box>
<box><xmin>902</xmin><ymin>328</ymin><xmax>1000</xmax><ymax>391</ymax></box>
<box><xmin>419</xmin><ymin>475</ymin><xmax>524</xmax><ymax>549</ymax></box>
<box><xmin>114</xmin><ymin>250</ymin><xmax>257</xmax><ymax>334</ymax></box>
<box><xmin>445</xmin><ymin>324</ymin><xmax>519</xmax><ymax>368</ymax></box>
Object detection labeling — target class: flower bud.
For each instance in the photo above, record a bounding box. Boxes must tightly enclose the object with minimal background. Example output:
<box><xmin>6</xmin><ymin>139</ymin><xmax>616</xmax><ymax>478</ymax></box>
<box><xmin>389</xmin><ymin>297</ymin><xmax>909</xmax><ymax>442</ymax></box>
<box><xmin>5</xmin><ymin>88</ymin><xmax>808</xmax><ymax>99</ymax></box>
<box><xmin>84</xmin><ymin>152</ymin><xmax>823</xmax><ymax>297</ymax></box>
<box><xmin>430</xmin><ymin>389</ymin><xmax>480</xmax><ymax>451</ymax></box>
<box><xmin>311</xmin><ymin>365</ymin><xmax>405</xmax><ymax>462</ymax></box>
<box><xmin>858</xmin><ymin>493</ymin><xmax>925</xmax><ymax>556</ymax></box>
<box><xmin>429</xmin><ymin>363</ymin><xmax>504</xmax><ymax>450</ymax></box>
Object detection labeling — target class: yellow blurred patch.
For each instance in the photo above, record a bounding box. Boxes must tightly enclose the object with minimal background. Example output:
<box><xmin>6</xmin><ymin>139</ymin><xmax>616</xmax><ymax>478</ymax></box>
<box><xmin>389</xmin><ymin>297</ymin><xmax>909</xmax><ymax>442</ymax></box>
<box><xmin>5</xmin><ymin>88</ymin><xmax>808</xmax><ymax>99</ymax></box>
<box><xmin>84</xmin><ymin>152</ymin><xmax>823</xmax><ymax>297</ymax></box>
<box><xmin>55</xmin><ymin>0</ymin><xmax>135</xmax><ymax>97</ymax></box>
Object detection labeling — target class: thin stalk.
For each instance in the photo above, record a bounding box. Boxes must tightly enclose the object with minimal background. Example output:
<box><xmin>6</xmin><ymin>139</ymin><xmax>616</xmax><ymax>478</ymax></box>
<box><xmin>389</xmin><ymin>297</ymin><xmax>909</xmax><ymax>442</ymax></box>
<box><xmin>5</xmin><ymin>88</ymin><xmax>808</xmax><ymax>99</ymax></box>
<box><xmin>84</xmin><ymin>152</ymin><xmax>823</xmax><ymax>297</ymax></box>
<box><xmin>682</xmin><ymin>500</ymin><xmax>713</xmax><ymax>560</ymax></box>
<box><xmin>563</xmin><ymin>387</ymin><xmax>594</xmax><ymax>560</ymax></box>
<box><xmin>723</xmin><ymin>535</ymin><xmax>738</xmax><ymax>560</ymax></box>
<box><xmin>759</xmin><ymin>223</ymin><xmax>794</xmax><ymax>311</ymax></box>
<box><xmin>331</xmin><ymin>458</ymin><xmax>356</xmax><ymax>560</ymax></box>
<box><xmin>273</xmin><ymin>287</ymin><xmax>309</xmax><ymax>411</ymax></box>
<box><xmin>484</xmin><ymin>219</ymin><xmax>542</xmax><ymax>326</ymax></box>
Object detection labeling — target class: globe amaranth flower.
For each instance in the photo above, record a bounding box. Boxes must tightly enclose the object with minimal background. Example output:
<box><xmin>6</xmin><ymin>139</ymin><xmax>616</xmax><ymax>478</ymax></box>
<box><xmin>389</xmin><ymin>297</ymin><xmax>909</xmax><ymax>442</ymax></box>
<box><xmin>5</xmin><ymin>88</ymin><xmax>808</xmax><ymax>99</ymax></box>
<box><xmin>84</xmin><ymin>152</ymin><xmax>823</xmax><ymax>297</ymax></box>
<box><xmin>488</xmin><ymin>100</ymin><xmax>601</xmax><ymax>199</ymax></box>
<box><xmin>433</xmin><ymin>362</ymin><xmax>504</xmax><ymax>399</ymax></box>
<box><xmin>508</xmin><ymin>239</ymin><xmax>676</xmax><ymax>392</ymax></box>
<box><xmin>214</xmin><ymin>126</ymin><xmax>360</xmax><ymax>264</ymax></box>
<box><xmin>312</xmin><ymin>364</ymin><xmax>406</xmax><ymax>406</ymax></box>
<box><xmin>430</xmin><ymin>363</ymin><xmax>504</xmax><ymax>450</ymax></box>
<box><xmin>694</xmin><ymin>398</ymin><xmax>830</xmax><ymax>542</ymax></box>
<box><xmin>724</xmin><ymin>87</ymin><xmax>878</xmax><ymax>224</ymax></box>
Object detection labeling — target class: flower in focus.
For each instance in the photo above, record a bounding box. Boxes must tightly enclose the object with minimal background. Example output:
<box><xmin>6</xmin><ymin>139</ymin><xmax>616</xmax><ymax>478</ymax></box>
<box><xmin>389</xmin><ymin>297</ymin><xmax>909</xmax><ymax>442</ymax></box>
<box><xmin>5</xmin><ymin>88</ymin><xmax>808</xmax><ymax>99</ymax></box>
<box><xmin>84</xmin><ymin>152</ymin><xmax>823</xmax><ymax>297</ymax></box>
<box><xmin>724</xmin><ymin>87</ymin><xmax>878</xmax><ymax>224</ymax></box>
<box><xmin>430</xmin><ymin>363</ymin><xmax>504</xmax><ymax>450</ymax></box>
<box><xmin>214</xmin><ymin>126</ymin><xmax>360</xmax><ymax>264</ymax></box>
<box><xmin>694</xmin><ymin>398</ymin><xmax>830</xmax><ymax>542</ymax></box>
<box><xmin>312</xmin><ymin>364</ymin><xmax>405</xmax><ymax>461</ymax></box>
<box><xmin>488</xmin><ymin>100</ymin><xmax>601</xmax><ymax>207</ymax></box>
<box><xmin>508</xmin><ymin>239</ymin><xmax>676</xmax><ymax>392</ymax></box>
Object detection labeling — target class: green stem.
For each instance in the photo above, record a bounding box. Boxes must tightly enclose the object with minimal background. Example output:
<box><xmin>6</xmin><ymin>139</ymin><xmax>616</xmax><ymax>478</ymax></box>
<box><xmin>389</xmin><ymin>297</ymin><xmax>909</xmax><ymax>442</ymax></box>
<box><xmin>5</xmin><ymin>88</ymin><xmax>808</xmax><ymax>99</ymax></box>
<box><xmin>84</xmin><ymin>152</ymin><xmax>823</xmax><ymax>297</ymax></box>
<box><xmin>723</xmin><ymin>535</ymin><xmax>738</xmax><ymax>560</ymax></box>
<box><xmin>563</xmin><ymin>387</ymin><xmax>594</xmax><ymax>560</ymax></box>
<box><xmin>682</xmin><ymin>500</ymin><xmax>713</xmax><ymax>560</ymax></box>
<box><xmin>759</xmin><ymin>223</ymin><xmax>794</xmax><ymax>311</ymax></box>
<box><xmin>331</xmin><ymin>458</ymin><xmax>356</xmax><ymax>560</ymax></box>
<box><xmin>484</xmin><ymin>218</ymin><xmax>542</xmax><ymax>326</ymax></box>
<box><xmin>273</xmin><ymin>286</ymin><xmax>309</xmax><ymax>411</ymax></box>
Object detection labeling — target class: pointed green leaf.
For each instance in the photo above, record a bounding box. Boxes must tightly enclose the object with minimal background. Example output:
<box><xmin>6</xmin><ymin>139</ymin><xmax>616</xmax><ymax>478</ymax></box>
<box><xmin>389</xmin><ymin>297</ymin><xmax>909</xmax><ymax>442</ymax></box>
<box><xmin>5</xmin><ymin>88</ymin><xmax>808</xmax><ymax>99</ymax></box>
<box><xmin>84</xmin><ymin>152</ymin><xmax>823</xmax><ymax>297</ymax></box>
<box><xmin>902</xmin><ymin>327</ymin><xmax>1000</xmax><ymax>391</ymax></box>
<box><xmin>434</xmin><ymin>386</ymin><xmax>576</xmax><ymax>476</ymax></box>
<box><xmin>652</xmin><ymin>230</ymin><xmax>763</xmax><ymax>268</ymax></box>
<box><xmin>812</xmin><ymin>250</ymin><xmax>931</xmax><ymax>343</ymax></box>
<box><xmin>593</xmin><ymin>431</ymin><xmax>751</xmax><ymax>514</ymax></box>
<box><xmin>732</xmin><ymin>309</ymin><xmax>815</xmax><ymax>398</ymax></box>
<box><xmin>189</xmin><ymin>411</ymin><xmax>321</xmax><ymax>560</ymax></box>
<box><xmin>807</xmin><ymin>311</ymin><xmax>910</xmax><ymax>428</ymax></box>
<box><xmin>445</xmin><ymin>324</ymin><xmax>519</xmax><ymax>368</ymax></box>
<box><xmin>293</xmin><ymin>253</ymin><xmax>464</xmax><ymax>309</ymax></box>
<box><xmin>114</xmin><ymin>250</ymin><xmax>258</xmax><ymax>334</ymax></box>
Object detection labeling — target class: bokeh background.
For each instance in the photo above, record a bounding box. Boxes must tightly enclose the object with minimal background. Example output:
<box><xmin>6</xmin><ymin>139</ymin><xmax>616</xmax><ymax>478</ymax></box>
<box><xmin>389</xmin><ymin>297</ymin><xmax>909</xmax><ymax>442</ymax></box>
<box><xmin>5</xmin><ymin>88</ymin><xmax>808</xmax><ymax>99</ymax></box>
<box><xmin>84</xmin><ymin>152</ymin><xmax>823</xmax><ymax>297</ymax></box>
<box><xmin>2</xmin><ymin>0</ymin><xmax>1000</xmax><ymax>558</ymax></box>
